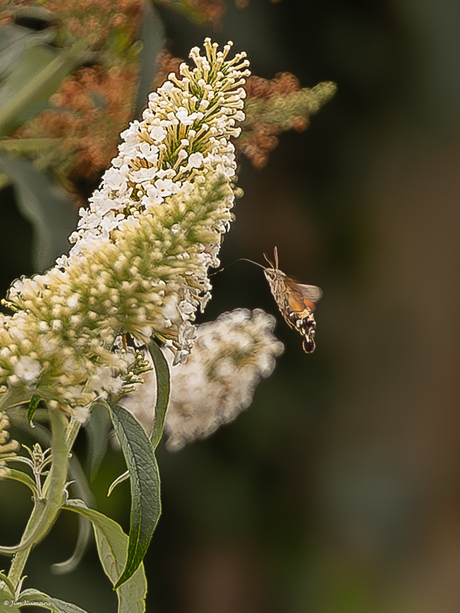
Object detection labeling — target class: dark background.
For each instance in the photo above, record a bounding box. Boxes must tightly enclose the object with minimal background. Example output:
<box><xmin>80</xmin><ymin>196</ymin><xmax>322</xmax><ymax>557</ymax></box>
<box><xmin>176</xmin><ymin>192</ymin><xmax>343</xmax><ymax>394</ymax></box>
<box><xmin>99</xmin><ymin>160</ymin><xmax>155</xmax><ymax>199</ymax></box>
<box><xmin>2</xmin><ymin>1</ymin><xmax>460</xmax><ymax>611</ymax></box>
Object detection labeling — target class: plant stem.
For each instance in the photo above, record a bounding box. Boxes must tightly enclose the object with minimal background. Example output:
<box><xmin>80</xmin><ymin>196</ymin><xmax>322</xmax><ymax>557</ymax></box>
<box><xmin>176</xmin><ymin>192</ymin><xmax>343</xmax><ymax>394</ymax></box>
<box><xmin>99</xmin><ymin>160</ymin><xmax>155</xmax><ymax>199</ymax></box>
<box><xmin>8</xmin><ymin>410</ymin><xmax>74</xmax><ymax>590</ymax></box>
<box><xmin>65</xmin><ymin>417</ymin><xmax>81</xmax><ymax>453</ymax></box>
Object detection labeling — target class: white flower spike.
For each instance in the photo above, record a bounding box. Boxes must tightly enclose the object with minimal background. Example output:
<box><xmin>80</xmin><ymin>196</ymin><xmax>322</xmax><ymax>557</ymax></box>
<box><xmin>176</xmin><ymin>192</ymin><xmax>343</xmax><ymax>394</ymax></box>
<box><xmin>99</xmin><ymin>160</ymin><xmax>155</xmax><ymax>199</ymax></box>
<box><xmin>0</xmin><ymin>39</ymin><xmax>250</xmax><ymax>411</ymax></box>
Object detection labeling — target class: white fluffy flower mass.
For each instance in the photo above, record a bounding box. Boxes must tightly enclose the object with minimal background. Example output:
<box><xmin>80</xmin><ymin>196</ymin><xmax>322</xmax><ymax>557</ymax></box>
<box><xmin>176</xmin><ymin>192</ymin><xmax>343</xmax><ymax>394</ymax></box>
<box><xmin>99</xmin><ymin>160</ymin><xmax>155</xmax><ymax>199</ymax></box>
<box><xmin>120</xmin><ymin>309</ymin><xmax>284</xmax><ymax>450</ymax></box>
<box><xmin>0</xmin><ymin>39</ymin><xmax>251</xmax><ymax>411</ymax></box>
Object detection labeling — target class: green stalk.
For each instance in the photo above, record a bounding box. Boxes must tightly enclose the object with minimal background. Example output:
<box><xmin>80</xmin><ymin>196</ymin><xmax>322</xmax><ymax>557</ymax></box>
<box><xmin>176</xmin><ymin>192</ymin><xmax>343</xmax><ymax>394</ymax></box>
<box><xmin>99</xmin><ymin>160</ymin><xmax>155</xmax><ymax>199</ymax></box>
<box><xmin>7</xmin><ymin>410</ymin><xmax>76</xmax><ymax>590</ymax></box>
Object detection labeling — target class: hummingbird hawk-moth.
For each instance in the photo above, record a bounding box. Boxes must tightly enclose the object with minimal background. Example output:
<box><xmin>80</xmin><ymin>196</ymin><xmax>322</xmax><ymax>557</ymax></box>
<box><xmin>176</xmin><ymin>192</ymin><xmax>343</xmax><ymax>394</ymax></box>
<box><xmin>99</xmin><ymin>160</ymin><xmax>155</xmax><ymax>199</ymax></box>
<box><xmin>242</xmin><ymin>247</ymin><xmax>322</xmax><ymax>353</ymax></box>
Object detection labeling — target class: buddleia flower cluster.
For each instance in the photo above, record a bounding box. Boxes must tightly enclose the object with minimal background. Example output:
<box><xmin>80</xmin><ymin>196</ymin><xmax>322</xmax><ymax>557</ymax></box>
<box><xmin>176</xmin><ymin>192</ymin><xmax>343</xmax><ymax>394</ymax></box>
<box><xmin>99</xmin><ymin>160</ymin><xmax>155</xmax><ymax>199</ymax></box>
<box><xmin>0</xmin><ymin>410</ymin><xmax>19</xmax><ymax>479</ymax></box>
<box><xmin>0</xmin><ymin>39</ymin><xmax>250</xmax><ymax>412</ymax></box>
<box><xmin>121</xmin><ymin>308</ymin><xmax>284</xmax><ymax>450</ymax></box>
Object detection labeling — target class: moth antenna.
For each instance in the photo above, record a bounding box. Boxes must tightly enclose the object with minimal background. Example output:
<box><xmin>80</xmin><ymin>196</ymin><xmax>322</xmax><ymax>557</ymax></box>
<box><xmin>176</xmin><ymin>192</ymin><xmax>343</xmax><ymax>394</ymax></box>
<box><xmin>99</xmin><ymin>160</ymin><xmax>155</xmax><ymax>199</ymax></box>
<box><xmin>273</xmin><ymin>246</ymin><xmax>279</xmax><ymax>269</ymax></box>
<box><xmin>263</xmin><ymin>252</ymin><xmax>274</xmax><ymax>268</ymax></box>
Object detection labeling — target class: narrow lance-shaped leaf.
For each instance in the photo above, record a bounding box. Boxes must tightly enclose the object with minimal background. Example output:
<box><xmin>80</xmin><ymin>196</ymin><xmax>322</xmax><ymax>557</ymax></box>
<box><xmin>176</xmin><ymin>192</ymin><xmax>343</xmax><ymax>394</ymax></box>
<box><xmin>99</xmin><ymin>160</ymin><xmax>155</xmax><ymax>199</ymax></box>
<box><xmin>0</xmin><ymin>21</ymin><xmax>56</xmax><ymax>79</ymax></box>
<box><xmin>64</xmin><ymin>499</ymin><xmax>147</xmax><ymax>613</ymax></box>
<box><xmin>134</xmin><ymin>1</ymin><xmax>165</xmax><ymax>117</ymax></box>
<box><xmin>107</xmin><ymin>403</ymin><xmax>161</xmax><ymax>589</ymax></box>
<box><xmin>0</xmin><ymin>571</ymin><xmax>15</xmax><ymax>603</ymax></box>
<box><xmin>3</xmin><ymin>468</ymin><xmax>38</xmax><ymax>498</ymax></box>
<box><xmin>27</xmin><ymin>393</ymin><xmax>41</xmax><ymax>422</ymax></box>
<box><xmin>17</xmin><ymin>588</ymin><xmax>90</xmax><ymax>612</ymax></box>
<box><xmin>51</xmin><ymin>513</ymin><xmax>91</xmax><ymax>576</ymax></box>
<box><xmin>107</xmin><ymin>340</ymin><xmax>170</xmax><ymax>496</ymax></box>
<box><xmin>51</xmin><ymin>439</ymin><xmax>97</xmax><ymax>575</ymax></box>
<box><xmin>107</xmin><ymin>469</ymin><xmax>129</xmax><ymax>497</ymax></box>
<box><xmin>147</xmin><ymin>339</ymin><xmax>170</xmax><ymax>450</ymax></box>
<box><xmin>85</xmin><ymin>402</ymin><xmax>111</xmax><ymax>481</ymax></box>
<box><xmin>0</xmin><ymin>589</ymin><xmax>20</xmax><ymax>612</ymax></box>
<box><xmin>0</xmin><ymin>40</ymin><xmax>88</xmax><ymax>136</ymax></box>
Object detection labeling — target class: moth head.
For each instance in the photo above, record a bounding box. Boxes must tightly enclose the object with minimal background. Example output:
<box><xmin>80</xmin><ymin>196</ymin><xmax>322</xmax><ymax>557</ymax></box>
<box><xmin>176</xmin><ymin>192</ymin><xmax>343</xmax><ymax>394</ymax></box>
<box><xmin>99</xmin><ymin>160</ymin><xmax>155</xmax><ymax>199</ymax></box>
<box><xmin>263</xmin><ymin>268</ymin><xmax>281</xmax><ymax>283</ymax></box>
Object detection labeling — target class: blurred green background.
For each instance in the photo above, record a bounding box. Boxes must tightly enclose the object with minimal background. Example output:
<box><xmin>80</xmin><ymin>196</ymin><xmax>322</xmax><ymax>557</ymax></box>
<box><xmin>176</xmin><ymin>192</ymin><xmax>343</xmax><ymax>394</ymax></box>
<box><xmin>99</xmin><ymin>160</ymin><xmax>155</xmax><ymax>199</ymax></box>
<box><xmin>2</xmin><ymin>0</ymin><xmax>460</xmax><ymax>611</ymax></box>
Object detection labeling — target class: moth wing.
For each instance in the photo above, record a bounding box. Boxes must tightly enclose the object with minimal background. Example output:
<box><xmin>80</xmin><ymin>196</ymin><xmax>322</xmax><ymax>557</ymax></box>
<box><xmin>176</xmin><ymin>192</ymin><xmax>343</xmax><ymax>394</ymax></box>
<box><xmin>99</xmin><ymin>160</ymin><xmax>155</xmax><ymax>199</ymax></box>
<box><xmin>283</xmin><ymin>277</ymin><xmax>322</xmax><ymax>309</ymax></box>
<box><xmin>297</xmin><ymin>283</ymin><xmax>323</xmax><ymax>304</ymax></box>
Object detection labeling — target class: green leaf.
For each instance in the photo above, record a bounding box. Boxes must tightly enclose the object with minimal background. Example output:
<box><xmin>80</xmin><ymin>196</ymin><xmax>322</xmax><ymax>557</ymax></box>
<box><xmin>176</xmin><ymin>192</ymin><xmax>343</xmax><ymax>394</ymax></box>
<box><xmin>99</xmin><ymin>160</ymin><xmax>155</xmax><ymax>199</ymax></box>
<box><xmin>134</xmin><ymin>1</ymin><xmax>165</xmax><ymax>117</ymax></box>
<box><xmin>106</xmin><ymin>341</ymin><xmax>170</xmax><ymax>493</ymax></box>
<box><xmin>68</xmin><ymin>452</ymin><xmax>95</xmax><ymax>509</ymax></box>
<box><xmin>0</xmin><ymin>589</ymin><xmax>20</xmax><ymax>612</ymax></box>
<box><xmin>85</xmin><ymin>402</ymin><xmax>111</xmax><ymax>481</ymax></box>
<box><xmin>147</xmin><ymin>339</ymin><xmax>170</xmax><ymax>450</ymax></box>
<box><xmin>0</xmin><ymin>386</ymin><xmax>33</xmax><ymax>412</ymax></box>
<box><xmin>3</xmin><ymin>468</ymin><xmax>38</xmax><ymax>498</ymax></box>
<box><xmin>0</xmin><ymin>45</ymin><xmax>54</xmax><ymax>128</ymax></box>
<box><xmin>0</xmin><ymin>137</ymin><xmax>63</xmax><ymax>157</ymax></box>
<box><xmin>107</xmin><ymin>403</ymin><xmax>161</xmax><ymax>589</ymax></box>
<box><xmin>51</xmin><ymin>511</ymin><xmax>91</xmax><ymax>576</ymax></box>
<box><xmin>0</xmin><ymin>22</ymin><xmax>55</xmax><ymax>78</ymax></box>
<box><xmin>50</xmin><ymin>448</ymin><xmax>96</xmax><ymax>574</ymax></box>
<box><xmin>64</xmin><ymin>499</ymin><xmax>147</xmax><ymax>613</ymax></box>
<box><xmin>0</xmin><ymin>572</ymin><xmax>15</xmax><ymax>601</ymax></box>
<box><xmin>107</xmin><ymin>469</ymin><xmax>129</xmax><ymax>497</ymax></box>
<box><xmin>17</xmin><ymin>588</ymin><xmax>90</xmax><ymax>612</ymax></box>
<box><xmin>0</xmin><ymin>154</ymin><xmax>78</xmax><ymax>270</ymax></box>
<box><xmin>0</xmin><ymin>39</ymin><xmax>88</xmax><ymax>136</ymax></box>
<box><xmin>27</xmin><ymin>393</ymin><xmax>41</xmax><ymax>422</ymax></box>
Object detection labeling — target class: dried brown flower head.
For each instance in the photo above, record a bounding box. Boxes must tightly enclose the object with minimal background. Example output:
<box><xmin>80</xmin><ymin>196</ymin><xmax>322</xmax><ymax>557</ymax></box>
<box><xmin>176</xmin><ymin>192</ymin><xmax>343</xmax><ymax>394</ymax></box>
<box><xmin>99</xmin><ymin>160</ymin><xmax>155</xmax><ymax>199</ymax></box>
<box><xmin>239</xmin><ymin>73</ymin><xmax>336</xmax><ymax>168</ymax></box>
